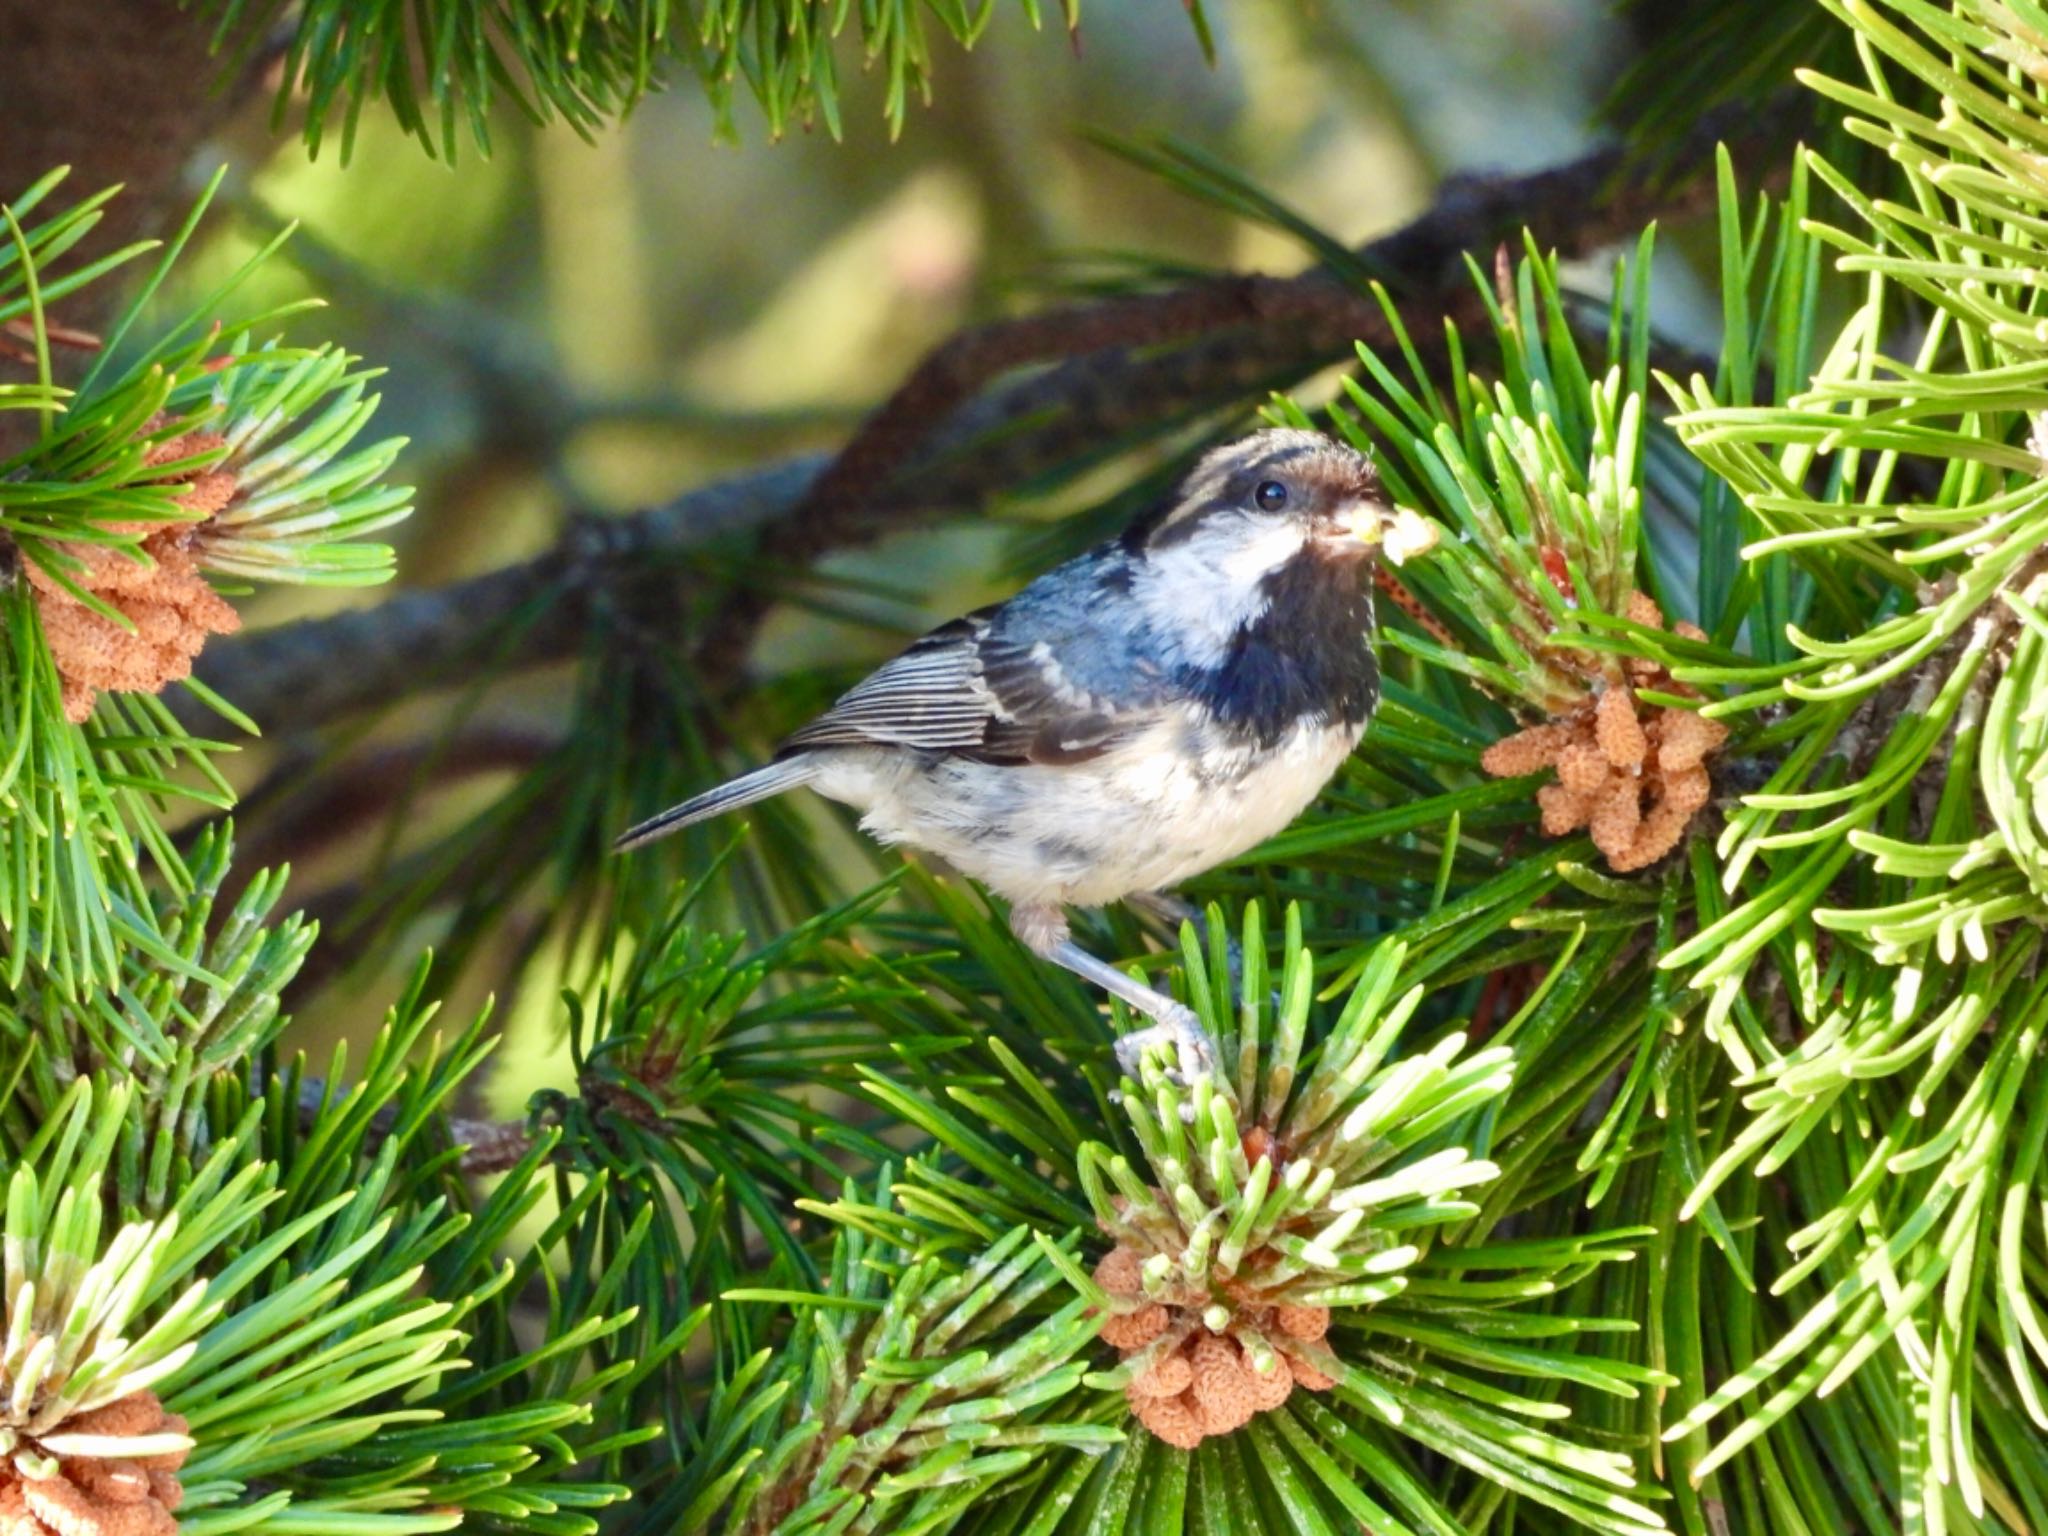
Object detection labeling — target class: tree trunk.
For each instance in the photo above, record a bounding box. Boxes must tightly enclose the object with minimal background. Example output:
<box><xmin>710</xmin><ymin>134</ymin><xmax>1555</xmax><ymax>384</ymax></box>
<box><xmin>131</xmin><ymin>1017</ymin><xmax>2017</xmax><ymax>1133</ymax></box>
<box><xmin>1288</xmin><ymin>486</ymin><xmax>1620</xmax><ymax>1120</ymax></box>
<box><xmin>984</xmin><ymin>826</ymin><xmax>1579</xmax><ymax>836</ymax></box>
<box><xmin>0</xmin><ymin>0</ymin><xmax>262</xmax><ymax>317</ymax></box>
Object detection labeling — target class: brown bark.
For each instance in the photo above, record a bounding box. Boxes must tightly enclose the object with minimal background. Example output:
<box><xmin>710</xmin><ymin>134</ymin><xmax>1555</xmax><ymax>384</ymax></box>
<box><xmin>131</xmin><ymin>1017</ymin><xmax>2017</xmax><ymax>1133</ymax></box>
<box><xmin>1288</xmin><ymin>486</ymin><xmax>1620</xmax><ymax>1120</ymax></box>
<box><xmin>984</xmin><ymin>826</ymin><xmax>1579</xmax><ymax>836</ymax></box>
<box><xmin>0</xmin><ymin>1</ymin><xmax>259</xmax><ymax>312</ymax></box>
<box><xmin>0</xmin><ymin>1</ymin><xmax>269</xmax><ymax>466</ymax></box>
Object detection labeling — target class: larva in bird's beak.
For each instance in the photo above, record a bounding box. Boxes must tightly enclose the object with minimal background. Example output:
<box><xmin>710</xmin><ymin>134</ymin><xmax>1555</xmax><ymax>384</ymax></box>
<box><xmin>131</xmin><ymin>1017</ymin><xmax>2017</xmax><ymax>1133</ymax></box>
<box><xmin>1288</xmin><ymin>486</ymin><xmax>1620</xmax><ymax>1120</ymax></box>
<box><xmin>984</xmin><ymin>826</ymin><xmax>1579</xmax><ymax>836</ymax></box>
<box><xmin>1380</xmin><ymin>506</ymin><xmax>1439</xmax><ymax>565</ymax></box>
<box><xmin>1337</xmin><ymin>502</ymin><xmax>1440</xmax><ymax>565</ymax></box>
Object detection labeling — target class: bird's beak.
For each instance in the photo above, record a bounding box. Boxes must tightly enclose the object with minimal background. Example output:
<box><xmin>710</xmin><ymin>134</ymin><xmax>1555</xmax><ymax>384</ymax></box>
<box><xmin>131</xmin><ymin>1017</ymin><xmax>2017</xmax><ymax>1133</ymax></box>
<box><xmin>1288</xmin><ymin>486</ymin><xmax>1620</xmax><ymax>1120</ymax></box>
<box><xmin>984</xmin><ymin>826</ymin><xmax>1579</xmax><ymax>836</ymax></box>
<box><xmin>1329</xmin><ymin>501</ymin><xmax>1439</xmax><ymax>565</ymax></box>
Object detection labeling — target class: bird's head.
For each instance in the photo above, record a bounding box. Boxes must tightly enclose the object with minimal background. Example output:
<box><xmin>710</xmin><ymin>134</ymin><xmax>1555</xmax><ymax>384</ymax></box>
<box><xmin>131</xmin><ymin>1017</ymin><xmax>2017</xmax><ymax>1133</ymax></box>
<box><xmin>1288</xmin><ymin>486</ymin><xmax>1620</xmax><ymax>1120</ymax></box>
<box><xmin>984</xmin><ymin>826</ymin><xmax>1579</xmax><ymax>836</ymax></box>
<box><xmin>1120</xmin><ymin>428</ymin><xmax>1435</xmax><ymax>659</ymax></box>
<box><xmin>1125</xmin><ymin>428</ymin><xmax>1431</xmax><ymax>567</ymax></box>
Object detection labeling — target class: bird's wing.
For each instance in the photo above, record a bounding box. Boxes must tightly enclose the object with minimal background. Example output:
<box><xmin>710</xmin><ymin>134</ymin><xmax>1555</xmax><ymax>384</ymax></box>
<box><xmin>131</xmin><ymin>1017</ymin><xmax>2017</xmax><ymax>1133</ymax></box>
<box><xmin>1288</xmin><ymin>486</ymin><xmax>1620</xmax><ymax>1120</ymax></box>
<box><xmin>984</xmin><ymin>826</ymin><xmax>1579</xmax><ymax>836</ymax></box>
<box><xmin>779</xmin><ymin>609</ymin><xmax>1153</xmax><ymax>765</ymax></box>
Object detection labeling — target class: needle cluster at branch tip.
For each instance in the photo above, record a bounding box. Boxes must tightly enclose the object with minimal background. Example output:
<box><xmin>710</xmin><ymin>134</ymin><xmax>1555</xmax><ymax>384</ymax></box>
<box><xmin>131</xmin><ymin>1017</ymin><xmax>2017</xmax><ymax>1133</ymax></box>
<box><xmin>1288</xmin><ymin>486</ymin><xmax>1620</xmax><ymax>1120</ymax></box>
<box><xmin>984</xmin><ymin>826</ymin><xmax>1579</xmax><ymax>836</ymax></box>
<box><xmin>1481</xmin><ymin>591</ymin><xmax>1726</xmax><ymax>871</ymax></box>
<box><xmin>0</xmin><ymin>1392</ymin><xmax>188</xmax><ymax>1536</ymax></box>
<box><xmin>1093</xmin><ymin>1238</ymin><xmax>1336</xmax><ymax>1450</ymax></box>
<box><xmin>26</xmin><ymin>422</ymin><xmax>242</xmax><ymax>723</ymax></box>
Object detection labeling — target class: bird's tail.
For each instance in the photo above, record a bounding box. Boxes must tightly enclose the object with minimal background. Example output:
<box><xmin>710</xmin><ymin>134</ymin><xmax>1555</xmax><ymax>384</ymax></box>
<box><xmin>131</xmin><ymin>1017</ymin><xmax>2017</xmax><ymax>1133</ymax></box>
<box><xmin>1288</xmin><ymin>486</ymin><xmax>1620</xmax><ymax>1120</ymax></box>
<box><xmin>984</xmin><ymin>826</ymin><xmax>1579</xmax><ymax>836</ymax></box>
<box><xmin>613</xmin><ymin>758</ymin><xmax>818</xmax><ymax>851</ymax></box>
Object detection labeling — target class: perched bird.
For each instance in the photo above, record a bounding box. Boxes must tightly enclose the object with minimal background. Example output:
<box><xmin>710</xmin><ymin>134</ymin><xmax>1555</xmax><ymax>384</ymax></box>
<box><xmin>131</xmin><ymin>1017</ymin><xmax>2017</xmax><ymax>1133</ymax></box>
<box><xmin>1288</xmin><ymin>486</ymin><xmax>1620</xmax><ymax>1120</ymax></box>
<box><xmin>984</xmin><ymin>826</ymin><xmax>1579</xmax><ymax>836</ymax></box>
<box><xmin>617</xmin><ymin>428</ymin><xmax>1431</xmax><ymax>1078</ymax></box>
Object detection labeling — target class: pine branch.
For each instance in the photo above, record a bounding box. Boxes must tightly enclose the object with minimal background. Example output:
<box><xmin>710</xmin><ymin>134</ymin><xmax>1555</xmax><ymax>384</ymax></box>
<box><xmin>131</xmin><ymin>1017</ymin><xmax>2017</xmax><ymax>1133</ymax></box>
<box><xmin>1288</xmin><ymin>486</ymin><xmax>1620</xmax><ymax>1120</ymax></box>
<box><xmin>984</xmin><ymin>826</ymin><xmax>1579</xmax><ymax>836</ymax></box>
<box><xmin>183</xmin><ymin>94</ymin><xmax>1804</xmax><ymax>736</ymax></box>
<box><xmin>779</xmin><ymin>99</ymin><xmax>1796</xmax><ymax>552</ymax></box>
<box><xmin>176</xmin><ymin>455</ymin><xmax>824</xmax><ymax>732</ymax></box>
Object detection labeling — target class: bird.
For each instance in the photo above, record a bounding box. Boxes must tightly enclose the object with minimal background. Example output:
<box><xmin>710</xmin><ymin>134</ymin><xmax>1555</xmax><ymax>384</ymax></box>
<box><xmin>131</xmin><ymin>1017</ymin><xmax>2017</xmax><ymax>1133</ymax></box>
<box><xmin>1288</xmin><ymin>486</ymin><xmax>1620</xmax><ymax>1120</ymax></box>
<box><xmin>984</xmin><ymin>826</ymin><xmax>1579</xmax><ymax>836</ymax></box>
<box><xmin>616</xmin><ymin>427</ymin><xmax>1431</xmax><ymax>1081</ymax></box>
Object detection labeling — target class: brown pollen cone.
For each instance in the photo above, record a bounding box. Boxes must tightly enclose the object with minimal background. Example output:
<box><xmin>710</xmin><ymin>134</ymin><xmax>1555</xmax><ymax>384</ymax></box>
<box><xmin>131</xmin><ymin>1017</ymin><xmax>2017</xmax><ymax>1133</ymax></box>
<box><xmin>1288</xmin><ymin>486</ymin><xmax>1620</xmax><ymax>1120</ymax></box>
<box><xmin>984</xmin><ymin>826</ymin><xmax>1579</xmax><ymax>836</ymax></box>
<box><xmin>24</xmin><ymin>424</ymin><xmax>241</xmax><ymax>723</ymax></box>
<box><xmin>1481</xmin><ymin>591</ymin><xmax>1727</xmax><ymax>872</ymax></box>
<box><xmin>1</xmin><ymin>1391</ymin><xmax>188</xmax><ymax>1536</ymax></box>
<box><xmin>1091</xmin><ymin>1242</ymin><xmax>1336</xmax><ymax>1450</ymax></box>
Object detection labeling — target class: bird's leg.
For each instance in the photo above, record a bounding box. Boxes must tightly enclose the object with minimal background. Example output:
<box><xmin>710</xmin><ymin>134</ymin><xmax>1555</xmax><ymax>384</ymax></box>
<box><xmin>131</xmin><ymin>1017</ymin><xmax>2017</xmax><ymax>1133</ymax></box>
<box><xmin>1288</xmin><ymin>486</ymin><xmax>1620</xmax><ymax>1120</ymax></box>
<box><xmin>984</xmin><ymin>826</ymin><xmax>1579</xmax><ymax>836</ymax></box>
<box><xmin>1010</xmin><ymin>902</ymin><xmax>1213</xmax><ymax>1084</ymax></box>
<box><xmin>1050</xmin><ymin>944</ymin><xmax>1215</xmax><ymax>1087</ymax></box>
<box><xmin>1125</xmin><ymin>890</ymin><xmax>1245</xmax><ymax>1000</ymax></box>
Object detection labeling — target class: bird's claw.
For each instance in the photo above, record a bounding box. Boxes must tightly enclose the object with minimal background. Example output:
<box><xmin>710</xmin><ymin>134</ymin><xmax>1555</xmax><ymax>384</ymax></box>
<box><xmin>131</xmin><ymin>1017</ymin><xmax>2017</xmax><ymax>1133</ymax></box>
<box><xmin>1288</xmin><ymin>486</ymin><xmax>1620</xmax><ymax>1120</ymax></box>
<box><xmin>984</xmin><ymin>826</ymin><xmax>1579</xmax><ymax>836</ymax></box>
<box><xmin>1115</xmin><ymin>1002</ymin><xmax>1215</xmax><ymax>1103</ymax></box>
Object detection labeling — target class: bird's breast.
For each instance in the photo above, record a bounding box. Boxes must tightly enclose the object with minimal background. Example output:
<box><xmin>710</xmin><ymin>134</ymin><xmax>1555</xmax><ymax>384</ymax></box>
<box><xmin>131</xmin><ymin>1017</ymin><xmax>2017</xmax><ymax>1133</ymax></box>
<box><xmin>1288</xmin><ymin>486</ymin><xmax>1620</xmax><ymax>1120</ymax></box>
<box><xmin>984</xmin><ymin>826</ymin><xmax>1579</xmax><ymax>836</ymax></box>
<box><xmin>1182</xmin><ymin>552</ymin><xmax>1379</xmax><ymax>749</ymax></box>
<box><xmin>811</xmin><ymin>708</ymin><xmax>1362</xmax><ymax>908</ymax></box>
<box><xmin>1057</xmin><ymin>710</ymin><xmax>1365</xmax><ymax>899</ymax></box>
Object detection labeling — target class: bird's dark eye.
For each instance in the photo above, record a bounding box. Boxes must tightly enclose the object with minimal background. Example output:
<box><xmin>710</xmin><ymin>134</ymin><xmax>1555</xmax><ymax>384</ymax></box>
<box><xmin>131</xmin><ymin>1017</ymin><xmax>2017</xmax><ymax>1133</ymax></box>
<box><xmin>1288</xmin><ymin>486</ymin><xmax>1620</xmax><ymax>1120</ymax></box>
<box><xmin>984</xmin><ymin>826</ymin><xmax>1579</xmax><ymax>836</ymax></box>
<box><xmin>1254</xmin><ymin>479</ymin><xmax>1289</xmax><ymax>511</ymax></box>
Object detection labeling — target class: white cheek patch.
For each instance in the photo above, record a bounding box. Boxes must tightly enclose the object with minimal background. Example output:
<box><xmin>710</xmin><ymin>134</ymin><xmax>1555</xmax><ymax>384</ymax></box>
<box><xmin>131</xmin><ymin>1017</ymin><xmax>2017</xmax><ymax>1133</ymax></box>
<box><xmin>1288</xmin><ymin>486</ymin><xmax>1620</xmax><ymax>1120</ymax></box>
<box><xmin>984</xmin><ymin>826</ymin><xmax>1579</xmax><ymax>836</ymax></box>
<box><xmin>1135</xmin><ymin>516</ymin><xmax>1307</xmax><ymax>667</ymax></box>
<box><xmin>1220</xmin><ymin>517</ymin><xmax>1311</xmax><ymax>583</ymax></box>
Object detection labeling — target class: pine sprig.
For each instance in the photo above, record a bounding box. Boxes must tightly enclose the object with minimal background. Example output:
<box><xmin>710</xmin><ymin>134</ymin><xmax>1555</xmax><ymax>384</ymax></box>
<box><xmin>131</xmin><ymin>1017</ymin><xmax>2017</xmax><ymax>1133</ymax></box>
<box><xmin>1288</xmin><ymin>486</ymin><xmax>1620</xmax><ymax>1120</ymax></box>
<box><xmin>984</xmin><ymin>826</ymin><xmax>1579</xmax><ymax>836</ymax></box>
<box><xmin>717</xmin><ymin>1168</ymin><xmax>1110</xmax><ymax>1534</ymax></box>
<box><xmin>0</xmin><ymin>1048</ymin><xmax>633</xmax><ymax>1536</ymax></box>
<box><xmin>1594</xmin><ymin>2</ymin><xmax>2048</xmax><ymax>1521</ymax></box>
<box><xmin>1050</xmin><ymin>905</ymin><xmax>1668</xmax><ymax>1536</ymax></box>
<box><xmin>0</xmin><ymin>169</ymin><xmax>410</xmax><ymax>1006</ymax></box>
<box><xmin>0</xmin><ymin>823</ymin><xmax>312</xmax><ymax>1196</ymax></box>
<box><xmin>549</xmin><ymin>872</ymin><xmax>906</xmax><ymax>1280</ymax></box>
<box><xmin>183</xmin><ymin>0</ymin><xmax>1207</xmax><ymax>156</ymax></box>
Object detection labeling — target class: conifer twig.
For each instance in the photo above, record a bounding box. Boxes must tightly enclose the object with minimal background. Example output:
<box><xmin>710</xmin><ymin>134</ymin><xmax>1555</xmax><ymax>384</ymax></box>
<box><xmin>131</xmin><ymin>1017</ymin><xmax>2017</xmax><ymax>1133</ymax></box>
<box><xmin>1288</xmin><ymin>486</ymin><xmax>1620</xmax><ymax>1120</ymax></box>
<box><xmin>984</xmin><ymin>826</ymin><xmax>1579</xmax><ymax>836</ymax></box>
<box><xmin>296</xmin><ymin>1073</ymin><xmax>536</xmax><ymax>1173</ymax></box>
<box><xmin>177</xmin><ymin>455</ymin><xmax>828</xmax><ymax>731</ymax></box>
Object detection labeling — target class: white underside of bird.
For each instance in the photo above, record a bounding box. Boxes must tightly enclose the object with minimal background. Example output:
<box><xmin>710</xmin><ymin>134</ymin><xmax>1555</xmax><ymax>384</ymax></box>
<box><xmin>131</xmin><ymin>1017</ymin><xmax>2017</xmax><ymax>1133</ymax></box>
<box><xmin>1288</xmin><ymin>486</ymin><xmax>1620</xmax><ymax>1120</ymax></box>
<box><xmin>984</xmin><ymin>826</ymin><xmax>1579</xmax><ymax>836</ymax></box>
<box><xmin>806</xmin><ymin>708</ymin><xmax>1364</xmax><ymax>908</ymax></box>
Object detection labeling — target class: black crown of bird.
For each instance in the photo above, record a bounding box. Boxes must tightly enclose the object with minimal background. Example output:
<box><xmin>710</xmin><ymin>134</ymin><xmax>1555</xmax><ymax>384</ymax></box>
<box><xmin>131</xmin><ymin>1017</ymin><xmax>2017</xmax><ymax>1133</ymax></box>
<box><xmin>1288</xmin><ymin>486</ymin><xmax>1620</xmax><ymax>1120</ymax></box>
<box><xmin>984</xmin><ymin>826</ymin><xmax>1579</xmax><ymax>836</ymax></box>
<box><xmin>617</xmin><ymin>428</ymin><xmax>1437</xmax><ymax>1079</ymax></box>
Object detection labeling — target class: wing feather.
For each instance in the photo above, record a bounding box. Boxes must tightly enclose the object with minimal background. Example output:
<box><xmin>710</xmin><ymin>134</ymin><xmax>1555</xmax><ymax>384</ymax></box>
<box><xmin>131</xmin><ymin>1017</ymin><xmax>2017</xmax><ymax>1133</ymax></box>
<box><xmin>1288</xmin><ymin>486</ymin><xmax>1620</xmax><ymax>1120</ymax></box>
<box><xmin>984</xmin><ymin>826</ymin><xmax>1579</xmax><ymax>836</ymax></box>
<box><xmin>778</xmin><ymin>610</ymin><xmax>1152</xmax><ymax>764</ymax></box>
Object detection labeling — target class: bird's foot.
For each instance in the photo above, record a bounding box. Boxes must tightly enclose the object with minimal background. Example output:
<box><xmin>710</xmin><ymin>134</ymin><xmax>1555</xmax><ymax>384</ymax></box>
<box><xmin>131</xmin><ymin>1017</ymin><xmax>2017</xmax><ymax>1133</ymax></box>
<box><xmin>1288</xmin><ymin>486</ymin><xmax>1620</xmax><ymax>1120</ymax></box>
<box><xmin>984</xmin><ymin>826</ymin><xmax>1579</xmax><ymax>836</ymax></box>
<box><xmin>1011</xmin><ymin>908</ymin><xmax>1219</xmax><ymax>1114</ymax></box>
<box><xmin>1114</xmin><ymin>1000</ymin><xmax>1215</xmax><ymax>1092</ymax></box>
